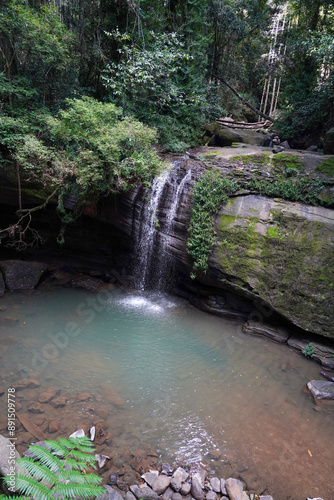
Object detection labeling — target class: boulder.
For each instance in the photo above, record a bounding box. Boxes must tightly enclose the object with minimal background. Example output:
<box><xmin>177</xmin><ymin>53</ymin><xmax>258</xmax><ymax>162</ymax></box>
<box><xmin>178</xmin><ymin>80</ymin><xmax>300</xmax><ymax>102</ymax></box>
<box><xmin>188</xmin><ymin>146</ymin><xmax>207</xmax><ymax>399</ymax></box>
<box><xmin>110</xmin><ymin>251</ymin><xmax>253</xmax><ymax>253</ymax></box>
<box><xmin>0</xmin><ymin>260</ymin><xmax>48</xmax><ymax>290</ymax></box>
<box><xmin>323</xmin><ymin>127</ymin><xmax>334</xmax><ymax>154</ymax></box>
<box><xmin>203</xmin><ymin>122</ymin><xmax>222</xmax><ymax>137</ymax></box>
<box><xmin>0</xmin><ymin>434</ymin><xmax>27</xmax><ymax>493</ymax></box>
<box><xmin>307</xmin><ymin>380</ymin><xmax>334</xmax><ymax>400</ymax></box>
<box><xmin>215</xmin><ymin>128</ymin><xmax>244</xmax><ymax>147</ymax></box>
<box><xmin>206</xmin><ymin>195</ymin><xmax>334</xmax><ymax>339</ymax></box>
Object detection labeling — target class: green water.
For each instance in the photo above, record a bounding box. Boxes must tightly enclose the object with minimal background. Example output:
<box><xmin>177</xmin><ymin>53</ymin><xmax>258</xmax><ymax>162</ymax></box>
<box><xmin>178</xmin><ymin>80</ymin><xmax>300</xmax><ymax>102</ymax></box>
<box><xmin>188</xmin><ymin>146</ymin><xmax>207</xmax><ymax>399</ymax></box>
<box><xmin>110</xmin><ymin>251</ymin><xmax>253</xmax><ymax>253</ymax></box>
<box><xmin>0</xmin><ymin>287</ymin><xmax>333</xmax><ymax>499</ymax></box>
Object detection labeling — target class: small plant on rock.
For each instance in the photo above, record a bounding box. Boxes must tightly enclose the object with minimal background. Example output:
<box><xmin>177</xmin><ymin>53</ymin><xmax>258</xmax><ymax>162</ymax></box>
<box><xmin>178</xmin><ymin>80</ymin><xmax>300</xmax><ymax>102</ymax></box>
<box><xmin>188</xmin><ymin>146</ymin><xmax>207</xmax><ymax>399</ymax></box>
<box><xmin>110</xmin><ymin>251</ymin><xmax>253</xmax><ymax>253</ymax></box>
<box><xmin>302</xmin><ymin>343</ymin><xmax>315</xmax><ymax>358</ymax></box>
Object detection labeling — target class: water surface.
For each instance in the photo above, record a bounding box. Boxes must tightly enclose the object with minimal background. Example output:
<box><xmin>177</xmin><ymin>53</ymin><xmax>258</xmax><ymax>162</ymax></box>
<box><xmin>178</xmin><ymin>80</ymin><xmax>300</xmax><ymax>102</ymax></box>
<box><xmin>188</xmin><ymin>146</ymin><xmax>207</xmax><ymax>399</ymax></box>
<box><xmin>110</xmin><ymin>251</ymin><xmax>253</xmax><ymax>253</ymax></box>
<box><xmin>0</xmin><ymin>287</ymin><xmax>333</xmax><ymax>500</ymax></box>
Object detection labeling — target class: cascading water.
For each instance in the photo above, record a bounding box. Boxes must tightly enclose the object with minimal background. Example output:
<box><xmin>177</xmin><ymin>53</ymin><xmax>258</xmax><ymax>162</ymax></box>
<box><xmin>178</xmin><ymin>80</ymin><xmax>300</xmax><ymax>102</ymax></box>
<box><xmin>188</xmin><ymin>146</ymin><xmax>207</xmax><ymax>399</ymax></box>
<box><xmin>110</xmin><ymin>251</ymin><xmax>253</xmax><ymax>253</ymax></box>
<box><xmin>133</xmin><ymin>164</ymin><xmax>192</xmax><ymax>291</ymax></box>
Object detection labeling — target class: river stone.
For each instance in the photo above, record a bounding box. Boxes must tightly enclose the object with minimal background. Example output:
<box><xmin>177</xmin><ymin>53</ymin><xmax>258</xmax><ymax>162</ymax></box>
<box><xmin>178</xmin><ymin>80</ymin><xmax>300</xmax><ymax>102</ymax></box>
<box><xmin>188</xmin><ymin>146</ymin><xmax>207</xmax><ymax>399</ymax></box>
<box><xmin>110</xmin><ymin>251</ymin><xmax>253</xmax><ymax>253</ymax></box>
<box><xmin>0</xmin><ymin>260</ymin><xmax>48</xmax><ymax>290</ymax></box>
<box><xmin>142</xmin><ymin>471</ymin><xmax>159</xmax><ymax>488</ymax></box>
<box><xmin>225</xmin><ymin>478</ymin><xmax>244</xmax><ymax>500</ymax></box>
<box><xmin>48</xmin><ymin>420</ymin><xmax>60</xmax><ymax>433</ymax></box>
<box><xmin>258</xmin><ymin>497</ymin><xmax>273</xmax><ymax>500</ymax></box>
<box><xmin>172</xmin><ymin>493</ymin><xmax>183</xmax><ymax>500</ymax></box>
<box><xmin>171</xmin><ymin>469</ymin><xmax>184</xmax><ymax>492</ymax></box>
<box><xmin>220</xmin><ymin>479</ymin><xmax>227</xmax><ymax>495</ymax></box>
<box><xmin>180</xmin><ymin>482</ymin><xmax>191</xmax><ymax>495</ymax></box>
<box><xmin>125</xmin><ymin>493</ymin><xmax>136</xmax><ymax>500</ymax></box>
<box><xmin>192</xmin><ymin>471</ymin><xmax>206</xmax><ymax>489</ymax></box>
<box><xmin>191</xmin><ymin>476</ymin><xmax>204</xmax><ymax>500</ymax></box>
<box><xmin>152</xmin><ymin>475</ymin><xmax>171</xmax><ymax>494</ymax></box>
<box><xmin>209</xmin><ymin>478</ymin><xmax>220</xmax><ymax>493</ymax></box>
<box><xmin>206</xmin><ymin>491</ymin><xmax>218</xmax><ymax>500</ymax></box>
<box><xmin>242</xmin><ymin>320</ymin><xmax>289</xmax><ymax>343</ymax></box>
<box><xmin>161</xmin><ymin>463</ymin><xmax>174</xmax><ymax>476</ymax></box>
<box><xmin>97</xmin><ymin>486</ymin><xmax>124</xmax><ymax>500</ymax></box>
<box><xmin>161</xmin><ymin>487</ymin><xmax>174</xmax><ymax>500</ymax></box>
<box><xmin>130</xmin><ymin>485</ymin><xmax>158</xmax><ymax>500</ymax></box>
<box><xmin>175</xmin><ymin>467</ymin><xmax>189</xmax><ymax>482</ymax></box>
<box><xmin>307</xmin><ymin>380</ymin><xmax>334</xmax><ymax>400</ymax></box>
<box><xmin>242</xmin><ymin>493</ymin><xmax>250</xmax><ymax>500</ymax></box>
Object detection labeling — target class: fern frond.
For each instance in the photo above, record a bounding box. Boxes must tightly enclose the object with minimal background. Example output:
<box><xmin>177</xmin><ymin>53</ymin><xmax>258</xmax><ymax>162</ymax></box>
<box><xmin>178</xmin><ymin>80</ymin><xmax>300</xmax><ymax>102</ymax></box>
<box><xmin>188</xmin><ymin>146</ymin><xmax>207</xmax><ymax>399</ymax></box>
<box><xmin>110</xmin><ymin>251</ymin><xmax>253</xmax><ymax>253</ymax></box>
<box><xmin>17</xmin><ymin>457</ymin><xmax>57</xmax><ymax>485</ymax></box>
<box><xmin>11</xmin><ymin>474</ymin><xmax>53</xmax><ymax>500</ymax></box>
<box><xmin>64</xmin><ymin>457</ymin><xmax>91</xmax><ymax>471</ymax></box>
<box><xmin>68</xmin><ymin>436</ymin><xmax>96</xmax><ymax>453</ymax></box>
<box><xmin>44</xmin><ymin>439</ymin><xmax>70</xmax><ymax>458</ymax></box>
<box><xmin>54</xmin><ymin>482</ymin><xmax>105</xmax><ymax>499</ymax></box>
<box><xmin>60</xmin><ymin>469</ymin><xmax>102</xmax><ymax>485</ymax></box>
<box><xmin>22</xmin><ymin>445</ymin><xmax>63</xmax><ymax>473</ymax></box>
<box><xmin>68</xmin><ymin>449</ymin><xmax>97</xmax><ymax>465</ymax></box>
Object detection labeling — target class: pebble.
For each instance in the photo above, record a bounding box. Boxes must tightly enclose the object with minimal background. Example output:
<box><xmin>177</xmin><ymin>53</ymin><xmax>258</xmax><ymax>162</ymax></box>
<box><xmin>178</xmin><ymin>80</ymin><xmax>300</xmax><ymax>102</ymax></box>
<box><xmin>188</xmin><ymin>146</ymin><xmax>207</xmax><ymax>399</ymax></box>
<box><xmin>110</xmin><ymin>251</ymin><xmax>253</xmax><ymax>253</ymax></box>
<box><xmin>69</xmin><ymin>429</ymin><xmax>85</xmax><ymax>438</ymax></box>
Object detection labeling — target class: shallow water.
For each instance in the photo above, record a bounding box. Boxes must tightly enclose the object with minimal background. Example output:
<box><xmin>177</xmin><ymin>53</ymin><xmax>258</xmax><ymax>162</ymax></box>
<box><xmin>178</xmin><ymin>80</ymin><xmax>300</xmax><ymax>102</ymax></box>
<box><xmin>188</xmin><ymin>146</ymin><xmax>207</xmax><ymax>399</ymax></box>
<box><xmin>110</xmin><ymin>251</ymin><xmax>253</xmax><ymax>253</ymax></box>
<box><xmin>0</xmin><ymin>287</ymin><xmax>333</xmax><ymax>500</ymax></box>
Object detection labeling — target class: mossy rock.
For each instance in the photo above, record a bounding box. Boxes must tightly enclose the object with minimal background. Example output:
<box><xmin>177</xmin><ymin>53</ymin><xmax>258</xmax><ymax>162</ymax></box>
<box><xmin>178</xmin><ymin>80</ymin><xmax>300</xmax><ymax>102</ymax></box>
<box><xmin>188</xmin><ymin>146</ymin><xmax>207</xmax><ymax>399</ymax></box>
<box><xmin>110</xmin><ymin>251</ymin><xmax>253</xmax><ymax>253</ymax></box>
<box><xmin>272</xmin><ymin>153</ymin><xmax>304</xmax><ymax>176</ymax></box>
<box><xmin>208</xmin><ymin>195</ymin><xmax>334</xmax><ymax>339</ymax></box>
<box><xmin>215</xmin><ymin>128</ymin><xmax>244</xmax><ymax>147</ymax></box>
<box><xmin>203</xmin><ymin>121</ymin><xmax>222</xmax><ymax>136</ymax></box>
<box><xmin>316</xmin><ymin>157</ymin><xmax>334</xmax><ymax>177</ymax></box>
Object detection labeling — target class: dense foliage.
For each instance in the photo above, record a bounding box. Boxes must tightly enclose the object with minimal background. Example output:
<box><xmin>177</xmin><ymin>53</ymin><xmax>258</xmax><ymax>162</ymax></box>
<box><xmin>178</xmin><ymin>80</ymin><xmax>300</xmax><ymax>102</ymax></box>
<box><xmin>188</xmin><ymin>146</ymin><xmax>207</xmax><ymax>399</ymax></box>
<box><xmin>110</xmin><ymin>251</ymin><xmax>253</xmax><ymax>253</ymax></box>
<box><xmin>1</xmin><ymin>0</ymin><xmax>333</xmax><ymax>247</ymax></box>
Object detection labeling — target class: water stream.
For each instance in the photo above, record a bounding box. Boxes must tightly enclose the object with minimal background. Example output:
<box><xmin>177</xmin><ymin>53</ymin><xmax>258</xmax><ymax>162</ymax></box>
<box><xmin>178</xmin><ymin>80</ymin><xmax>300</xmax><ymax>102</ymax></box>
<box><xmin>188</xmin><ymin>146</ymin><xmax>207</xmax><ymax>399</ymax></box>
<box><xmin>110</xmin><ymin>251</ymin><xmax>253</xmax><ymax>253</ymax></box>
<box><xmin>0</xmin><ymin>287</ymin><xmax>333</xmax><ymax>499</ymax></box>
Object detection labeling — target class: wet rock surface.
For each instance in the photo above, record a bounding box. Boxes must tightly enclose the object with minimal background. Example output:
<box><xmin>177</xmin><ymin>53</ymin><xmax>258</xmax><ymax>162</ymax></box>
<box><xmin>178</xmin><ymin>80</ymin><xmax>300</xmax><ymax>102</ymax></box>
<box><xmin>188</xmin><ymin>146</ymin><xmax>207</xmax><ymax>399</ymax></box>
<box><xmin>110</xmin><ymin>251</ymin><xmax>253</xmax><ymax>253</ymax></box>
<box><xmin>307</xmin><ymin>380</ymin><xmax>334</xmax><ymax>399</ymax></box>
<box><xmin>0</xmin><ymin>260</ymin><xmax>48</xmax><ymax>290</ymax></box>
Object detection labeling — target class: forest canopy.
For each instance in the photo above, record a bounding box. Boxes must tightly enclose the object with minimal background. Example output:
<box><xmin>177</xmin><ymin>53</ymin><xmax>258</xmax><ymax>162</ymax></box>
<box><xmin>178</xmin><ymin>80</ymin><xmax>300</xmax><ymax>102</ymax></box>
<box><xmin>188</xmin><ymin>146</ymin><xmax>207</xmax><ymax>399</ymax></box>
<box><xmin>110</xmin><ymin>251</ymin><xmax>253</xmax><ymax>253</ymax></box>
<box><xmin>0</xmin><ymin>0</ymin><xmax>334</xmax><ymax>243</ymax></box>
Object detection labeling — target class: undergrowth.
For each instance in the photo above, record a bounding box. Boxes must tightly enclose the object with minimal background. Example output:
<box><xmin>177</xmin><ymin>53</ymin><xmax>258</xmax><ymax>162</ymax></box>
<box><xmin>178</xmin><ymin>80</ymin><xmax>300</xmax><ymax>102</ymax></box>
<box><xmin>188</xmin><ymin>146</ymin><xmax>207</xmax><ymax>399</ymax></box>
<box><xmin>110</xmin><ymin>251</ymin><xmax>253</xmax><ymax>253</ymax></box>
<box><xmin>187</xmin><ymin>170</ymin><xmax>238</xmax><ymax>276</ymax></box>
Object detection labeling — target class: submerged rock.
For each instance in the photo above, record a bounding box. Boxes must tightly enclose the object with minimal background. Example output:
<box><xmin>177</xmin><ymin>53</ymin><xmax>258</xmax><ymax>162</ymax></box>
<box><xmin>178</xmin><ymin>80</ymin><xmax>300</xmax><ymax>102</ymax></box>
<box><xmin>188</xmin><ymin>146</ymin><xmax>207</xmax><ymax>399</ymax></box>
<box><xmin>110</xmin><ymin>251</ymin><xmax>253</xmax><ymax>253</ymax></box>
<box><xmin>307</xmin><ymin>380</ymin><xmax>334</xmax><ymax>399</ymax></box>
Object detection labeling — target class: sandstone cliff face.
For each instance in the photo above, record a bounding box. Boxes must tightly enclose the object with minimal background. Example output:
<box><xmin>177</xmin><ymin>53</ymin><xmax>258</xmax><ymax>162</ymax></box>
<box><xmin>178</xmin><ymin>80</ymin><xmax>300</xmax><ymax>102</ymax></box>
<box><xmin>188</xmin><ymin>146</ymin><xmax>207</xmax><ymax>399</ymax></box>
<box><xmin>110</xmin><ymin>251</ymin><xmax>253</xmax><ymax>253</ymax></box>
<box><xmin>206</xmin><ymin>195</ymin><xmax>334</xmax><ymax>338</ymax></box>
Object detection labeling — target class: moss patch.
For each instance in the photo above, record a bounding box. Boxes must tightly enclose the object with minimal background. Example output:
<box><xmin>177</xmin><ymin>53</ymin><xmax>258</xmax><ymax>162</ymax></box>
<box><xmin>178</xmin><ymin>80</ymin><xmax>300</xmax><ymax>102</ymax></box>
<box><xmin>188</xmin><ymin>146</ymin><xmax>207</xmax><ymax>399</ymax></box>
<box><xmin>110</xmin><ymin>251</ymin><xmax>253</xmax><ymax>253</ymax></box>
<box><xmin>316</xmin><ymin>158</ymin><xmax>334</xmax><ymax>176</ymax></box>
<box><xmin>230</xmin><ymin>153</ymin><xmax>270</xmax><ymax>165</ymax></box>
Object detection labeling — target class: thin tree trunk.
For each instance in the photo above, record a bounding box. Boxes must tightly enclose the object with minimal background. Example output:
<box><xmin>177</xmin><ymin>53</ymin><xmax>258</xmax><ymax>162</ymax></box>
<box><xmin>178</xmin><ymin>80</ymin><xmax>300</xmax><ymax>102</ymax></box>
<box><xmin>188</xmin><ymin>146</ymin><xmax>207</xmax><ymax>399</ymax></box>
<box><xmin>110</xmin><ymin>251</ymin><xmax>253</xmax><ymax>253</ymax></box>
<box><xmin>215</xmin><ymin>76</ymin><xmax>273</xmax><ymax>122</ymax></box>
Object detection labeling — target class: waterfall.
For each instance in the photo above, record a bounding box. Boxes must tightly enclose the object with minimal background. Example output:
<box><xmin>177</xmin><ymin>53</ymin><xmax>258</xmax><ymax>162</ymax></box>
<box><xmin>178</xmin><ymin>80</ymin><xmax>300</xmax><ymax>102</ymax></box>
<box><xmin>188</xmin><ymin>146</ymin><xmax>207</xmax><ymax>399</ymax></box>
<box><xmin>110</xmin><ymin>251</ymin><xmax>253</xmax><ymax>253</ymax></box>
<box><xmin>133</xmin><ymin>166</ymin><xmax>192</xmax><ymax>291</ymax></box>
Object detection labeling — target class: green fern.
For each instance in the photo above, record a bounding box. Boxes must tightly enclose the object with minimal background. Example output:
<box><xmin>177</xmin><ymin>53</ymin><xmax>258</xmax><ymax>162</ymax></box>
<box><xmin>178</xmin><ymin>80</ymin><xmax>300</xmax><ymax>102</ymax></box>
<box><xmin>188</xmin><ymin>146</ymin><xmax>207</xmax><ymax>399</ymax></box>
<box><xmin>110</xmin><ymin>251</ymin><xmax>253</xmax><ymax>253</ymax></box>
<box><xmin>0</xmin><ymin>436</ymin><xmax>105</xmax><ymax>500</ymax></box>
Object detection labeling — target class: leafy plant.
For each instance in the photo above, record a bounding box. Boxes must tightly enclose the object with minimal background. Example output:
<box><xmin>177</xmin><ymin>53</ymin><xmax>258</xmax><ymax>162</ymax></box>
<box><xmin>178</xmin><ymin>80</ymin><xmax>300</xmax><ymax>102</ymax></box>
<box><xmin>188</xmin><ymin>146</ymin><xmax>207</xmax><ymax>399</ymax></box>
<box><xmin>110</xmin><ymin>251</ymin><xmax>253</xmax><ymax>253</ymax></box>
<box><xmin>302</xmin><ymin>343</ymin><xmax>315</xmax><ymax>358</ymax></box>
<box><xmin>187</xmin><ymin>170</ymin><xmax>238</xmax><ymax>275</ymax></box>
<box><xmin>0</xmin><ymin>436</ymin><xmax>104</xmax><ymax>500</ymax></box>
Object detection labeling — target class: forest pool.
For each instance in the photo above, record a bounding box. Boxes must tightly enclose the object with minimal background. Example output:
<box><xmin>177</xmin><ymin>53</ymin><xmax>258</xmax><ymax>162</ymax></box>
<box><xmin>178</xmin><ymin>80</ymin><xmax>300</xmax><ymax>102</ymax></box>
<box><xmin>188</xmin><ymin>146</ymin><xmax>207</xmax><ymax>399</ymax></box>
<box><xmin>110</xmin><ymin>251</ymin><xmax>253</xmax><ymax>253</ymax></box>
<box><xmin>0</xmin><ymin>286</ymin><xmax>333</xmax><ymax>500</ymax></box>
